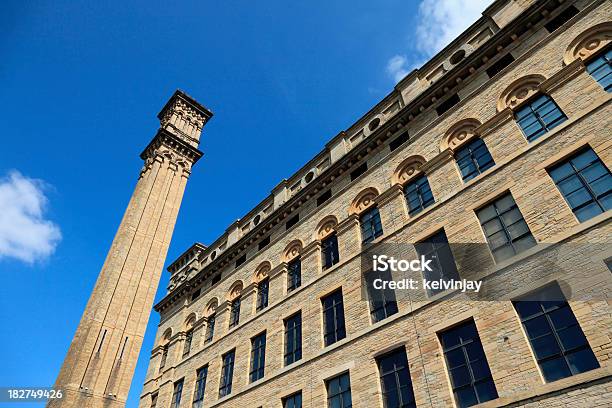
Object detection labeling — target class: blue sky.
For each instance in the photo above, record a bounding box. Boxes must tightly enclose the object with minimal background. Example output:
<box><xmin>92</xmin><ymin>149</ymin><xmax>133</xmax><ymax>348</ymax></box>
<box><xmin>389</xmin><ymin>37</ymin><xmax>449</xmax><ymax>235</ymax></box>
<box><xmin>0</xmin><ymin>1</ymin><xmax>489</xmax><ymax>406</ymax></box>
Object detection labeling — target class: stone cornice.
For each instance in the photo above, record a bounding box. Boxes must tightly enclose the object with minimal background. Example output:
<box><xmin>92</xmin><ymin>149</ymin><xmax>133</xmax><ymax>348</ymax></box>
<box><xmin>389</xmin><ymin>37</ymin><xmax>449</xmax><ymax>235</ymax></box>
<box><xmin>140</xmin><ymin>128</ymin><xmax>203</xmax><ymax>164</ymax></box>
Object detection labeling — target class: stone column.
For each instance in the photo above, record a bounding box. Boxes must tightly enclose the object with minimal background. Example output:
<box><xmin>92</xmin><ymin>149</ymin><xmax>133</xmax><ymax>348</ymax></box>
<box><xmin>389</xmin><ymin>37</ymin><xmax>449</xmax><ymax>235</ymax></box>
<box><xmin>375</xmin><ymin>184</ymin><xmax>407</xmax><ymax>233</ymax></box>
<box><xmin>241</xmin><ymin>282</ymin><xmax>258</xmax><ymax>318</ymax></box>
<box><xmin>50</xmin><ymin>90</ymin><xmax>212</xmax><ymax>408</ymax></box>
<box><xmin>301</xmin><ymin>241</ymin><xmax>322</xmax><ymax>282</ymax></box>
<box><xmin>270</xmin><ymin>262</ymin><xmax>288</xmax><ymax>298</ymax></box>
<box><xmin>336</xmin><ymin>214</ymin><xmax>361</xmax><ymax>261</ymax></box>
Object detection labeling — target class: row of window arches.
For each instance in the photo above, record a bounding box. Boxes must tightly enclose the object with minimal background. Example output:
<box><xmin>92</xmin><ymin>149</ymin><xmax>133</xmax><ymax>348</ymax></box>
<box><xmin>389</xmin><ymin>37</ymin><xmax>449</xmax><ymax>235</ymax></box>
<box><xmin>159</xmin><ymin>24</ymin><xmax>611</xmax><ymax>350</ymax></box>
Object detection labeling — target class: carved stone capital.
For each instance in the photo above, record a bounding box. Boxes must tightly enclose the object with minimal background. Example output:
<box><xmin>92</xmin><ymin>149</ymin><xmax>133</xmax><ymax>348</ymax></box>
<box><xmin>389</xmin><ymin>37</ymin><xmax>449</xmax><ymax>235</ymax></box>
<box><xmin>157</xmin><ymin>90</ymin><xmax>213</xmax><ymax>148</ymax></box>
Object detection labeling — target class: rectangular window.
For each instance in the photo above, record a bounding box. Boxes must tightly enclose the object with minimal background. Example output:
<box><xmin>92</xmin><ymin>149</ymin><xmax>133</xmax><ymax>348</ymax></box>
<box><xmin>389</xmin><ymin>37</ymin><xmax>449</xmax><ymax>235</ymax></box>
<box><xmin>436</xmin><ymin>93</ymin><xmax>460</xmax><ymax>116</ymax></box>
<box><xmin>192</xmin><ymin>366</ymin><xmax>208</xmax><ymax>408</ymax></box>
<box><xmin>218</xmin><ymin>350</ymin><xmax>235</xmax><ymax>397</ymax></box>
<box><xmin>515</xmin><ymin>94</ymin><xmax>567</xmax><ymax>142</ymax></box>
<box><xmin>287</xmin><ymin>258</ymin><xmax>302</xmax><ymax>292</ymax></box>
<box><xmin>376</xmin><ymin>348</ymin><xmax>417</xmax><ymax>408</ymax></box>
<box><xmin>360</xmin><ymin>207</ymin><xmax>383</xmax><ymax>244</ymax></box>
<box><xmin>228</xmin><ymin>298</ymin><xmax>241</xmax><ymax>328</ymax></box>
<box><xmin>322</xmin><ymin>289</ymin><xmax>346</xmax><ymax>346</ymax></box>
<box><xmin>415</xmin><ymin>229</ymin><xmax>460</xmax><ymax>296</ymax></box>
<box><xmin>513</xmin><ymin>284</ymin><xmax>599</xmax><ymax>382</ymax></box>
<box><xmin>170</xmin><ymin>379</ymin><xmax>184</xmax><ymax>408</ymax></box>
<box><xmin>455</xmin><ymin>138</ymin><xmax>495</xmax><ymax>182</ymax></box>
<box><xmin>403</xmin><ymin>175</ymin><xmax>435</xmax><ymax>216</ymax></box>
<box><xmin>286</xmin><ymin>214</ymin><xmax>299</xmax><ymax>230</ymax></box>
<box><xmin>250</xmin><ymin>332</ymin><xmax>267</xmax><ymax>382</ymax></box>
<box><xmin>544</xmin><ymin>5</ymin><xmax>579</xmax><ymax>33</ymax></box>
<box><xmin>322</xmin><ymin>233</ymin><xmax>340</xmax><ymax>270</ymax></box>
<box><xmin>211</xmin><ymin>274</ymin><xmax>221</xmax><ymax>285</ymax></box>
<box><xmin>317</xmin><ymin>189</ymin><xmax>332</xmax><ymax>206</ymax></box>
<box><xmin>548</xmin><ymin>147</ymin><xmax>611</xmax><ymax>222</ymax></box>
<box><xmin>204</xmin><ymin>314</ymin><xmax>215</xmax><ymax>344</ymax></box>
<box><xmin>235</xmin><ymin>254</ymin><xmax>246</xmax><ymax>268</ymax></box>
<box><xmin>258</xmin><ymin>236</ymin><xmax>270</xmax><ymax>251</ymax></box>
<box><xmin>367</xmin><ymin>267</ymin><xmax>398</xmax><ymax>323</ymax></box>
<box><xmin>350</xmin><ymin>162</ymin><xmax>368</xmax><ymax>181</ymax></box>
<box><xmin>389</xmin><ymin>131</ymin><xmax>409</xmax><ymax>152</ymax></box>
<box><xmin>159</xmin><ymin>346</ymin><xmax>168</xmax><ymax>371</ymax></box>
<box><xmin>284</xmin><ymin>312</ymin><xmax>302</xmax><ymax>365</ymax></box>
<box><xmin>283</xmin><ymin>391</ymin><xmax>302</xmax><ymax>408</ymax></box>
<box><xmin>256</xmin><ymin>278</ymin><xmax>269</xmax><ymax>311</ymax></box>
<box><xmin>326</xmin><ymin>372</ymin><xmax>352</xmax><ymax>408</ymax></box>
<box><xmin>486</xmin><ymin>53</ymin><xmax>515</xmax><ymax>78</ymax></box>
<box><xmin>183</xmin><ymin>329</ymin><xmax>193</xmax><ymax>357</ymax></box>
<box><xmin>476</xmin><ymin>193</ymin><xmax>536</xmax><ymax>262</ymax></box>
<box><xmin>439</xmin><ymin>320</ymin><xmax>498</xmax><ymax>408</ymax></box>
<box><xmin>586</xmin><ymin>47</ymin><xmax>612</xmax><ymax>92</ymax></box>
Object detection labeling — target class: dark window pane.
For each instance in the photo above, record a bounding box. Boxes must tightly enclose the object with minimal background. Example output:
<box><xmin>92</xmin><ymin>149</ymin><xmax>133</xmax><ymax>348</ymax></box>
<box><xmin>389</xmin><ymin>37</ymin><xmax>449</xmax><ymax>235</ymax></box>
<box><xmin>218</xmin><ymin>350</ymin><xmax>235</xmax><ymax>397</ymax></box>
<box><xmin>515</xmin><ymin>95</ymin><xmax>567</xmax><ymax>141</ymax></box>
<box><xmin>322</xmin><ymin>234</ymin><xmax>340</xmax><ymax>270</ymax></box>
<box><xmin>440</xmin><ymin>320</ymin><xmax>498</xmax><ymax>407</ymax></box>
<box><xmin>360</xmin><ymin>207</ymin><xmax>383</xmax><ymax>244</ymax></box>
<box><xmin>548</xmin><ymin>147</ymin><xmax>612</xmax><ymax>222</ymax></box>
<box><xmin>288</xmin><ymin>258</ymin><xmax>302</xmax><ymax>291</ymax></box>
<box><xmin>376</xmin><ymin>348</ymin><xmax>416</xmax><ymax>408</ymax></box>
<box><xmin>455</xmin><ymin>138</ymin><xmax>495</xmax><ymax>182</ymax></box>
<box><xmin>284</xmin><ymin>313</ymin><xmax>302</xmax><ymax>365</ymax></box>
<box><xmin>476</xmin><ymin>193</ymin><xmax>535</xmax><ymax>262</ymax></box>
<box><xmin>322</xmin><ymin>290</ymin><xmax>346</xmax><ymax>346</ymax></box>
<box><xmin>404</xmin><ymin>175</ymin><xmax>435</xmax><ymax>215</ymax></box>
<box><xmin>513</xmin><ymin>284</ymin><xmax>599</xmax><ymax>382</ymax></box>
<box><xmin>256</xmin><ymin>278</ymin><xmax>269</xmax><ymax>311</ymax></box>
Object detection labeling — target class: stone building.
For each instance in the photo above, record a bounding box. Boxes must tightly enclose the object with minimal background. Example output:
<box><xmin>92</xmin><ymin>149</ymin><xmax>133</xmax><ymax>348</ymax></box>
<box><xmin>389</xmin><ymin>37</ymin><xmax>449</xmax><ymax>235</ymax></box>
<box><xmin>139</xmin><ymin>0</ymin><xmax>612</xmax><ymax>407</ymax></box>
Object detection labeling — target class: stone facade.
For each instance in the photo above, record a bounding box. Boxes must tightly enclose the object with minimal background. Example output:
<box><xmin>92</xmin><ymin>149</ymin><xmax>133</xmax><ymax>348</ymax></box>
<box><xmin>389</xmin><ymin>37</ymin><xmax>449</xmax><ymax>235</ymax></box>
<box><xmin>50</xmin><ymin>91</ymin><xmax>212</xmax><ymax>408</ymax></box>
<box><xmin>140</xmin><ymin>1</ymin><xmax>612</xmax><ymax>407</ymax></box>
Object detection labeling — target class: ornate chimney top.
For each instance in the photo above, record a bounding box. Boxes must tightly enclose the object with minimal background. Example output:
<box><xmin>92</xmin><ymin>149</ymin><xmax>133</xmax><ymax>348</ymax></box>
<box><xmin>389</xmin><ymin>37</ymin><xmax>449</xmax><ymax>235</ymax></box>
<box><xmin>157</xmin><ymin>89</ymin><xmax>213</xmax><ymax>147</ymax></box>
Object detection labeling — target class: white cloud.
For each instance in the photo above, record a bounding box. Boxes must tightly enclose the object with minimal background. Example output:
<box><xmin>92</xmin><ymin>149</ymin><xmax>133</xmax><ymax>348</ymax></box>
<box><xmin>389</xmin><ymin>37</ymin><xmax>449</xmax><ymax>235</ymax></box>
<box><xmin>0</xmin><ymin>171</ymin><xmax>61</xmax><ymax>264</ymax></box>
<box><xmin>386</xmin><ymin>0</ymin><xmax>492</xmax><ymax>83</ymax></box>
<box><xmin>386</xmin><ymin>55</ymin><xmax>410</xmax><ymax>83</ymax></box>
<box><xmin>416</xmin><ymin>0</ymin><xmax>493</xmax><ymax>54</ymax></box>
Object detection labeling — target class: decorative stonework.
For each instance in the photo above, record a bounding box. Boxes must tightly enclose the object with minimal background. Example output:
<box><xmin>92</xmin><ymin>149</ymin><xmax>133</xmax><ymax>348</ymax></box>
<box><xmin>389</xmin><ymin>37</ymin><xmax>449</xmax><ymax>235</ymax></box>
<box><xmin>254</xmin><ymin>261</ymin><xmax>272</xmax><ymax>282</ymax></box>
<box><xmin>205</xmin><ymin>298</ymin><xmax>219</xmax><ymax>317</ymax></box>
<box><xmin>350</xmin><ymin>187</ymin><xmax>380</xmax><ymax>214</ymax></box>
<box><xmin>564</xmin><ymin>22</ymin><xmax>612</xmax><ymax>65</ymax></box>
<box><xmin>393</xmin><ymin>156</ymin><xmax>426</xmax><ymax>185</ymax></box>
<box><xmin>158</xmin><ymin>90</ymin><xmax>213</xmax><ymax>148</ymax></box>
<box><xmin>442</xmin><ymin>118</ymin><xmax>482</xmax><ymax>151</ymax></box>
<box><xmin>497</xmin><ymin>74</ymin><xmax>547</xmax><ymax>111</ymax></box>
<box><xmin>162</xmin><ymin>328</ymin><xmax>172</xmax><ymax>344</ymax></box>
<box><xmin>184</xmin><ymin>314</ymin><xmax>197</xmax><ymax>330</ymax></box>
<box><xmin>227</xmin><ymin>281</ymin><xmax>244</xmax><ymax>301</ymax></box>
<box><xmin>316</xmin><ymin>215</ymin><xmax>338</xmax><ymax>240</ymax></box>
<box><xmin>283</xmin><ymin>240</ymin><xmax>303</xmax><ymax>262</ymax></box>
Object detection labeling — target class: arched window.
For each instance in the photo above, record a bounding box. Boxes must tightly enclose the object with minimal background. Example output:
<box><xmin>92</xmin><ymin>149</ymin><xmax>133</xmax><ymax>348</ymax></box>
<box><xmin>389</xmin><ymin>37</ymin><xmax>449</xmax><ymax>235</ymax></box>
<box><xmin>564</xmin><ymin>22</ymin><xmax>612</xmax><ymax>92</ymax></box>
<box><xmin>351</xmin><ymin>188</ymin><xmax>383</xmax><ymax>244</ymax></box>
<box><xmin>254</xmin><ymin>262</ymin><xmax>271</xmax><ymax>311</ymax></box>
<box><xmin>284</xmin><ymin>240</ymin><xmax>303</xmax><ymax>292</ymax></box>
<box><xmin>498</xmin><ymin>75</ymin><xmax>567</xmax><ymax>142</ymax></box>
<box><xmin>159</xmin><ymin>329</ymin><xmax>172</xmax><ymax>371</ymax></box>
<box><xmin>227</xmin><ymin>282</ymin><xmax>243</xmax><ymax>329</ymax></box>
<box><xmin>204</xmin><ymin>298</ymin><xmax>218</xmax><ymax>344</ymax></box>
<box><xmin>317</xmin><ymin>216</ymin><xmax>339</xmax><ymax>270</ymax></box>
<box><xmin>393</xmin><ymin>156</ymin><xmax>435</xmax><ymax>216</ymax></box>
<box><xmin>182</xmin><ymin>315</ymin><xmax>196</xmax><ymax>357</ymax></box>
<box><xmin>443</xmin><ymin>119</ymin><xmax>495</xmax><ymax>182</ymax></box>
